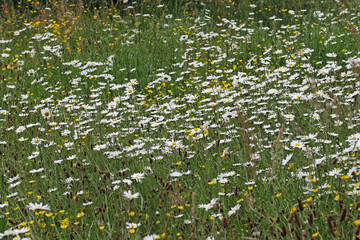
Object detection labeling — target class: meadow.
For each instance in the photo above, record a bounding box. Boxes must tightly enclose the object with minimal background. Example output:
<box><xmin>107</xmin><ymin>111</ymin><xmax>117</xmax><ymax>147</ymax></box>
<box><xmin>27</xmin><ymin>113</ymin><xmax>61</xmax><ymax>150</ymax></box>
<box><xmin>0</xmin><ymin>0</ymin><xmax>360</xmax><ymax>239</ymax></box>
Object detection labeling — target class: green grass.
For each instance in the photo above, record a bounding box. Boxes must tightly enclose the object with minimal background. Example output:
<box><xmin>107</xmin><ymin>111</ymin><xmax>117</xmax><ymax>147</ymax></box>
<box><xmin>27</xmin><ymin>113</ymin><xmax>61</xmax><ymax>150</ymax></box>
<box><xmin>0</xmin><ymin>0</ymin><xmax>360</xmax><ymax>239</ymax></box>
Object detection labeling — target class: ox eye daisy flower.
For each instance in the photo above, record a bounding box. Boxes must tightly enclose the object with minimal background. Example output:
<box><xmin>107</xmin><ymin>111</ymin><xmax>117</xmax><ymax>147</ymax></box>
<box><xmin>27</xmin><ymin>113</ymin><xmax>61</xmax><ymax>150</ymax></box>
<box><xmin>123</xmin><ymin>179</ymin><xmax>133</xmax><ymax>185</ymax></box>
<box><xmin>198</xmin><ymin>198</ymin><xmax>218</xmax><ymax>211</ymax></box>
<box><xmin>267</xmin><ymin>89</ymin><xmax>279</xmax><ymax>95</ymax></box>
<box><xmin>311</xmin><ymin>113</ymin><xmax>320</xmax><ymax>120</ymax></box>
<box><xmin>219</xmin><ymin>171</ymin><xmax>235</xmax><ymax>178</ymax></box>
<box><xmin>144</xmin><ymin>234</ymin><xmax>160</xmax><ymax>240</ymax></box>
<box><xmin>326</xmin><ymin>53</ymin><xmax>337</xmax><ymax>58</ymax></box>
<box><xmin>131</xmin><ymin>173</ymin><xmax>145</xmax><ymax>182</ymax></box>
<box><xmin>43</xmin><ymin>45</ymin><xmax>52</xmax><ymax>51</ymax></box>
<box><xmin>218</xmin><ymin>178</ymin><xmax>229</xmax><ymax>183</ymax></box>
<box><xmin>283</xmin><ymin>114</ymin><xmax>295</xmax><ymax>121</ymax></box>
<box><xmin>107</xmin><ymin>55</ymin><xmax>115</xmax><ymax>66</ymax></box>
<box><xmin>27</xmin><ymin>69</ymin><xmax>36</xmax><ymax>76</ymax></box>
<box><xmin>202</xmin><ymin>81</ymin><xmax>210</xmax><ymax>87</ymax></box>
<box><xmin>126</xmin><ymin>85</ymin><xmax>134</xmax><ymax>95</ymax></box>
<box><xmin>123</xmin><ymin>190</ymin><xmax>139</xmax><ymax>200</ymax></box>
<box><xmin>169</xmin><ymin>171</ymin><xmax>183</xmax><ymax>177</ymax></box>
<box><xmin>347</xmin><ymin>133</ymin><xmax>360</xmax><ymax>142</ymax></box>
<box><xmin>41</xmin><ymin>108</ymin><xmax>51</xmax><ymax>119</ymax></box>
<box><xmin>180</xmin><ymin>35</ymin><xmax>188</xmax><ymax>41</ymax></box>
<box><xmin>27</xmin><ymin>202</ymin><xmax>51</xmax><ymax>211</ymax></box>
<box><xmin>208</xmin><ymin>102</ymin><xmax>217</xmax><ymax>107</ymax></box>
<box><xmin>94</xmin><ymin>144</ymin><xmax>107</xmax><ymax>150</ymax></box>
<box><xmin>166</xmin><ymin>140</ymin><xmax>182</xmax><ymax>148</ymax></box>
<box><xmin>126</xmin><ymin>222</ymin><xmax>141</xmax><ymax>229</ymax></box>
<box><xmin>64</xmin><ymin>142</ymin><xmax>74</xmax><ymax>148</ymax></box>
<box><xmin>228</xmin><ymin>204</ymin><xmax>241</xmax><ymax>216</ymax></box>
<box><xmin>29</xmin><ymin>168</ymin><xmax>44</xmax><ymax>174</ymax></box>
<box><xmin>290</xmin><ymin>140</ymin><xmax>304</xmax><ymax>148</ymax></box>
<box><xmin>15</xmin><ymin>126</ymin><xmax>26</xmax><ymax>133</ymax></box>
<box><xmin>31</xmin><ymin>137</ymin><xmax>43</xmax><ymax>146</ymax></box>
<box><xmin>18</xmin><ymin>137</ymin><xmax>28</xmax><ymax>142</ymax></box>
<box><xmin>327</xmin><ymin>168</ymin><xmax>342</xmax><ymax>177</ymax></box>
<box><xmin>161</xmin><ymin>74</ymin><xmax>172</xmax><ymax>82</ymax></box>
<box><xmin>334</xmin><ymin>120</ymin><xmax>343</xmax><ymax>126</ymax></box>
